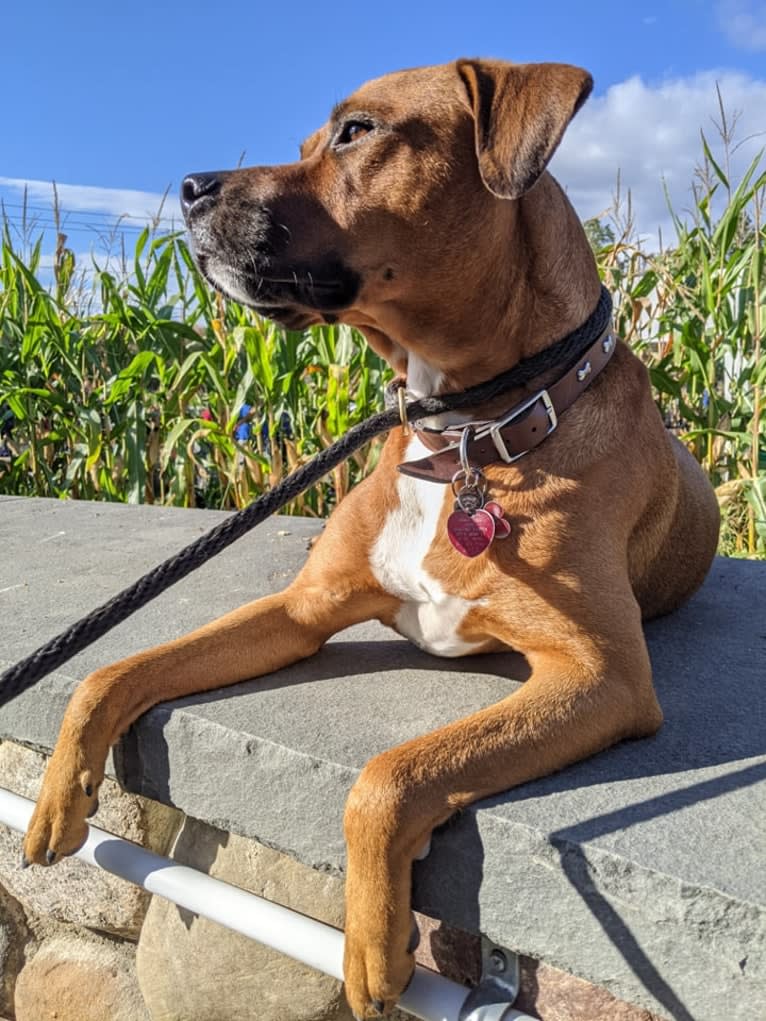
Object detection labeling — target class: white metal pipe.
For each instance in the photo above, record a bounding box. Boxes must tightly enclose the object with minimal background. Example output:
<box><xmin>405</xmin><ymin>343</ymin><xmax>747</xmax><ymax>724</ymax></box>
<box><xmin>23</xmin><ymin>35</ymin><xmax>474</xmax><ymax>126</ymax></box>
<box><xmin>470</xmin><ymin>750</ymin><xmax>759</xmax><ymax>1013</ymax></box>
<box><xmin>0</xmin><ymin>788</ymin><xmax>534</xmax><ymax>1021</ymax></box>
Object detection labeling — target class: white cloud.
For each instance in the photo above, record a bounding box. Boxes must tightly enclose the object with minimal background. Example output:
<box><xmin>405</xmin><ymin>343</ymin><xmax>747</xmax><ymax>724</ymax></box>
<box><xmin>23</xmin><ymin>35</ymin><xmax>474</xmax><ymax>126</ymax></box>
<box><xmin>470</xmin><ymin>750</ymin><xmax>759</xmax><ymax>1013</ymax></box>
<box><xmin>551</xmin><ymin>70</ymin><xmax>766</xmax><ymax>248</ymax></box>
<box><xmin>716</xmin><ymin>0</ymin><xmax>766</xmax><ymax>52</ymax></box>
<box><xmin>0</xmin><ymin>177</ymin><xmax>182</xmax><ymax>224</ymax></box>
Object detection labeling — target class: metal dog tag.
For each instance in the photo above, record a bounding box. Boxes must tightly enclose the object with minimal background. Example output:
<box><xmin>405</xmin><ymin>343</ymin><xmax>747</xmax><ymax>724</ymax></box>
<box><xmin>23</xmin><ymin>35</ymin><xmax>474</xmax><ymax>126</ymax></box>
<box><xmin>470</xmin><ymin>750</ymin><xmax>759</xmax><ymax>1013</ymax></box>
<box><xmin>456</xmin><ymin>486</ymin><xmax>483</xmax><ymax>514</ymax></box>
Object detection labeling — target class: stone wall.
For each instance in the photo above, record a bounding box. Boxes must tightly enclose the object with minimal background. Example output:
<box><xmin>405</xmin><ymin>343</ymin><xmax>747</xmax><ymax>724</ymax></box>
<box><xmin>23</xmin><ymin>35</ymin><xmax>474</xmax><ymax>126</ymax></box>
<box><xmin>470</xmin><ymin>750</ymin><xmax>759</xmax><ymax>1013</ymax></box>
<box><xmin>3</xmin><ymin>501</ymin><xmax>764</xmax><ymax>1020</ymax></box>
<box><xmin>0</xmin><ymin>741</ymin><xmax>176</xmax><ymax>1021</ymax></box>
<box><xmin>0</xmin><ymin>740</ymin><xmax>668</xmax><ymax>1021</ymax></box>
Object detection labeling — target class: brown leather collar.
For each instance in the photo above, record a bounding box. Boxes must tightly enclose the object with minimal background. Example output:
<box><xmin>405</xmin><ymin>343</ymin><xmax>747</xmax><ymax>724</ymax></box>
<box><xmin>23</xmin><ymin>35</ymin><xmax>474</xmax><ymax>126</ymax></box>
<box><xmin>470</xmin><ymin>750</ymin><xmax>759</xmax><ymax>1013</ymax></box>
<box><xmin>398</xmin><ymin>326</ymin><xmax>616</xmax><ymax>483</ymax></box>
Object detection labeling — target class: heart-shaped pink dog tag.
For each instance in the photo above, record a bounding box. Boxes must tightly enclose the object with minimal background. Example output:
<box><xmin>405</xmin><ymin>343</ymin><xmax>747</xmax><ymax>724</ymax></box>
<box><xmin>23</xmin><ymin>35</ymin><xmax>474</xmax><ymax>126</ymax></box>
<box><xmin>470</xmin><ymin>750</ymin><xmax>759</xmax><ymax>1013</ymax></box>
<box><xmin>447</xmin><ymin>509</ymin><xmax>496</xmax><ymax>557</ymax></box>
<box><xmin>484</xmin><ymin>501</ymin><xmax>511</xmax><ymax>539</ymax></box>
<box><xmin>493</xmin><ymin>515</ymin><xmax>512</xmax><ymax>538</ymax></box>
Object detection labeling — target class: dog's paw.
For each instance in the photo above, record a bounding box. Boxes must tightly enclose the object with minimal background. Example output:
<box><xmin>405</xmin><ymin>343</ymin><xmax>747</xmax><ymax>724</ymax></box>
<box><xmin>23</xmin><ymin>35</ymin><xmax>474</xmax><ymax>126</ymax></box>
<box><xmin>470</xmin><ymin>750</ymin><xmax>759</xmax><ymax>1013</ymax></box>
<box><xmin>343</xmin><ymin>920</ymin><xmax>416</xmax><ymax>1019</ymax></box>
<box><xmin>22</xmin><ymin>757</ymin><xmax>102</xmax><ymax>867</ymax></box>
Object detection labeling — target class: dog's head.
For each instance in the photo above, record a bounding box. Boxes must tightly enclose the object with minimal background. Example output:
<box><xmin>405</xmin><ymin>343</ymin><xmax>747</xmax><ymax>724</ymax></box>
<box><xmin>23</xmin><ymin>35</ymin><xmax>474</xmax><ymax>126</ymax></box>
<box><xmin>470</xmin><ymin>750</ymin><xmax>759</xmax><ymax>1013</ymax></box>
<box><xmin>182</xmin><ymin>59</ymin><xmax>592</xmax><ymax>373</ymax></box>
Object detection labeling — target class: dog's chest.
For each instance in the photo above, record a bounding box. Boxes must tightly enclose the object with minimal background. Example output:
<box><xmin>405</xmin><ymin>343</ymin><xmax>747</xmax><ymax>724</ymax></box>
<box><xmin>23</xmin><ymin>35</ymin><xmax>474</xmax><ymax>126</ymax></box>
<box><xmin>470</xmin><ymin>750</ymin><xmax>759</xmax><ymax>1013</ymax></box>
<box><xmin>369</xmin><ymin>437</ymin><xmax>483</xmax><ymax>657</ymax></box>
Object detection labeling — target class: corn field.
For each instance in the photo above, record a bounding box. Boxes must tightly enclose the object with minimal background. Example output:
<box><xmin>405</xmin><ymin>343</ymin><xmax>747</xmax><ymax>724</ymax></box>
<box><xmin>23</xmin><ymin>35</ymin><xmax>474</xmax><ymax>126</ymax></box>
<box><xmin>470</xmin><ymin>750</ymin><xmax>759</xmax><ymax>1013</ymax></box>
<box><xmin>0</xmin><ymin>229</ymin><xmax>387</xmax><ymax>518</ymax></box>
<box><xmin>1</xmin><ymin>134</ymin><xmax>764</xmax><ymax>556</ymax></box>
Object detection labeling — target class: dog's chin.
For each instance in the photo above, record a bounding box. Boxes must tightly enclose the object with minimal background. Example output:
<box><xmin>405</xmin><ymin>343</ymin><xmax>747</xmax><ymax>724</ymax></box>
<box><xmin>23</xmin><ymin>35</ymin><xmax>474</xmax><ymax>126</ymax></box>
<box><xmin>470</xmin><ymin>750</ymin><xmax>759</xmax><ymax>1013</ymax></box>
<box><xmin>251</xmin><ymin>304</ymin><xmax>326</xmax><ymax>330</ymax></box>
<box><xmin>193</xmin><ymin>252</ymin><xmax>360</xmax><ymax>328</ymax></box>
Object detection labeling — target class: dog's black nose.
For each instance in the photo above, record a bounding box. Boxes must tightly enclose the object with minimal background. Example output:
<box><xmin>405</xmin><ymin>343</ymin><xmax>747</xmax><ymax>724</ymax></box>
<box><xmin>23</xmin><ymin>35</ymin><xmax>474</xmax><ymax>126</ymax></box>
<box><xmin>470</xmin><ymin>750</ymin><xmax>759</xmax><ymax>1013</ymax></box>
<box><xmin>180</xmin><ymin>172</ymin><xmax>223</xmax><ymax>218</ymax></box>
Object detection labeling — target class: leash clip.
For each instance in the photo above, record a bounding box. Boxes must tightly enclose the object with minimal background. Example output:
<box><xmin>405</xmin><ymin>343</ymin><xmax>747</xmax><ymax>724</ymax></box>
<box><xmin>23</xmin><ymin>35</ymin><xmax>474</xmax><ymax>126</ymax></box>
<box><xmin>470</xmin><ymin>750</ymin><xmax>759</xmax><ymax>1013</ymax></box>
<box><xmin>397</xmin><ymin>384</ymin><xmax>410</xmax><ymax>436</ymax></box>
<box><xmin>458</xmin><ymin>425</ymin><xmax>475</xmax><ymax>478</ymax></box>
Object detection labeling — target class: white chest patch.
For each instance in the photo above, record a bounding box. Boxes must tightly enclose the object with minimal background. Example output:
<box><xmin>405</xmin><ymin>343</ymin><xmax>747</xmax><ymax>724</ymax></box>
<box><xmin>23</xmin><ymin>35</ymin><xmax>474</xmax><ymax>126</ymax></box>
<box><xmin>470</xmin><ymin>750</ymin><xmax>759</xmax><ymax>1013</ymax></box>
<box><xmin>369</xmin><ymin>436</ymin><xmax>484</xmax><ymax>657</ymax></box>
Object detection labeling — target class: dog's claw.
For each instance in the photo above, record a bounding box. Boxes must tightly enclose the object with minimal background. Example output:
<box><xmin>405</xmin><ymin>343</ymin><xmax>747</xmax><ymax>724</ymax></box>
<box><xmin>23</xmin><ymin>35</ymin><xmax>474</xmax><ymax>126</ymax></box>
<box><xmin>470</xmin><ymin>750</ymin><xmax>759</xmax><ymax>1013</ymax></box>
<box><xmin>414</xmin><ymin>836</ymin><xmax>431</xmax><ymax>860</ymax></box>
<box><xmin>45</xmin><ymin>849</ymin><xmax>56</xmax><ymax>865</ymax></box>
<box><xmin>84</xmin><ymin>782</ymin><xmax>93</xmax><ymax>797</ymax></box>
<box><xmin>19</xmin><ymin>853</ymin><xmax>30</xmax><ymax>870</ymax></box>
<box><xmin>351</xmin><ymin>1005</ymin><xmax>386</xmax><ymax>1021</ymax></box>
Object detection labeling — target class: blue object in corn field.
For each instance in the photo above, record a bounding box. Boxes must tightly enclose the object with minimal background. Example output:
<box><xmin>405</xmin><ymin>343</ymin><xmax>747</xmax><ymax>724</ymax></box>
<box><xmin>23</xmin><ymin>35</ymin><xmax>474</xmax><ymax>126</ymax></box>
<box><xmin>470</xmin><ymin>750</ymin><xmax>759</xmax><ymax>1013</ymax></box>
<box><xmin>234</xmin><ymin>404</ymin><xmax>253</xmax><ymax>442</ymax></box>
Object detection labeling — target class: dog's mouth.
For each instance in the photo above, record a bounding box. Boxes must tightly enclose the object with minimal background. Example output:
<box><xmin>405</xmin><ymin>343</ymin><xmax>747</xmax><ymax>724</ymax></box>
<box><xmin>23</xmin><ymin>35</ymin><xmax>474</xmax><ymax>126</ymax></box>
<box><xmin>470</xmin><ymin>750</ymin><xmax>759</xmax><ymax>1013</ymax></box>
<box><xmin>193</xmin><ymin>249</ymin><xmax>360</xmax><ymax>328</ymax></box>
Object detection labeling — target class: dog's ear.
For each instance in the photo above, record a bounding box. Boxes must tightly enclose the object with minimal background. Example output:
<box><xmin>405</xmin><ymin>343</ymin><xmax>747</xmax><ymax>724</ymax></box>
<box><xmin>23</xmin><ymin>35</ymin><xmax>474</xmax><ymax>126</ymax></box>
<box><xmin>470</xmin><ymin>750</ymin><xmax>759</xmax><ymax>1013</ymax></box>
<box><xmin>456</xmin><ymin>59</ymin><xmax>593</xmax><ymax>200</ymax></box>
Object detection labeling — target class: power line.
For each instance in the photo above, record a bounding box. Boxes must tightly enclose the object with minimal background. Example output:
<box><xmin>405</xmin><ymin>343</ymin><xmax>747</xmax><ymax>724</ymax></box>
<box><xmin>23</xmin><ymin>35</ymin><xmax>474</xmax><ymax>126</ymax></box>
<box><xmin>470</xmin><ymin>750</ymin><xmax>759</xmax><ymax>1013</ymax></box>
<box><xmin>0</xmin><ymin>213</ymin><xmax>182</xmax><ymax>236</ymax></box>
<box><xmin>0</xmin><ymin>201</ymin><xmax>180</xmax><ymax>225</ymax></box>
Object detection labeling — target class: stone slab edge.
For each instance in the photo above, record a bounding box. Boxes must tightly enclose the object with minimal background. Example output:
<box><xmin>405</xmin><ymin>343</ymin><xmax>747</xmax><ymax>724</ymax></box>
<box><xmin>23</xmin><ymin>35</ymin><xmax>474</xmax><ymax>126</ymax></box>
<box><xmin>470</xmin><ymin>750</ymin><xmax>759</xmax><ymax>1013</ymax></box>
<box><xmin>0</xmin><ymin>661</ymin><xmax>763</xmax><ymax>1016</ymax></box>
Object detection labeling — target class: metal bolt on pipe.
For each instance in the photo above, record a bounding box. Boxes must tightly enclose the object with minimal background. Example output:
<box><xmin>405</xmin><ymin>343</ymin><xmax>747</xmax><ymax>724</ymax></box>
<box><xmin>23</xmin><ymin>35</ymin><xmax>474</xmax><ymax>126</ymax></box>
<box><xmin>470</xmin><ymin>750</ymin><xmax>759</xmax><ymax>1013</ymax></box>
<box><xmin>0</xmin><ymin>788</ymin><xmax>534</xmax><ymax>1021</ymax></box>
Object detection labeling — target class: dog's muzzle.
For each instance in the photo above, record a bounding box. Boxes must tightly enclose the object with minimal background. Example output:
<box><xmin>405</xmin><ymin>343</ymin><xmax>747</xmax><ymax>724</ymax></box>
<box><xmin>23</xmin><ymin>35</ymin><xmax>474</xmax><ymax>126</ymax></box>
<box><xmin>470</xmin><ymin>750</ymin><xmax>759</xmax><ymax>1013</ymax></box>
<box><xmin>180</xmin><ymin>170</ymin><xmax>360</xmax><ymax>324</ymax></box>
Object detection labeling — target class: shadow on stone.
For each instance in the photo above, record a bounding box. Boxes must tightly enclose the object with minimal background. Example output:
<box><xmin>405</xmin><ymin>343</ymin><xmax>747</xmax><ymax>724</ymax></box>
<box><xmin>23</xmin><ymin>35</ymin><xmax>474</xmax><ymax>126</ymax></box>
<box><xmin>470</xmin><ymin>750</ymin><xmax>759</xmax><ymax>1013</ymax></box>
<box><xmin>552</xmin><ymin>840</ymin><xmax>695</xmax><ymax>1021</ymax></box>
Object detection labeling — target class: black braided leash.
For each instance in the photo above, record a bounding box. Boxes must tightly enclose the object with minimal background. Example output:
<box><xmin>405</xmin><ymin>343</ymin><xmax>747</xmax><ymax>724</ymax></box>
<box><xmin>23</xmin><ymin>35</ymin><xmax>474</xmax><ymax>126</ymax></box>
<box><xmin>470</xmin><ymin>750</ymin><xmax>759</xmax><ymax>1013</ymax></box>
<box><xmin>0</xmin><ymin>287</ymin><xmax>612</xmax><ymax>707</ymax></box>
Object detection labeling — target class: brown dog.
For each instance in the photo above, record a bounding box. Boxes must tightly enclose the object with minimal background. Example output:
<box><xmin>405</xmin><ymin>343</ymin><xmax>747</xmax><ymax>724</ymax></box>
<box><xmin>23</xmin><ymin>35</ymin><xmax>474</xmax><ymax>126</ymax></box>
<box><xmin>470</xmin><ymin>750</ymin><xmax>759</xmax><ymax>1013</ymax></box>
<box><xmin>24</xmin><ymin>59</ymin><xmax>720</xmax><ymax>1018</ymax></box>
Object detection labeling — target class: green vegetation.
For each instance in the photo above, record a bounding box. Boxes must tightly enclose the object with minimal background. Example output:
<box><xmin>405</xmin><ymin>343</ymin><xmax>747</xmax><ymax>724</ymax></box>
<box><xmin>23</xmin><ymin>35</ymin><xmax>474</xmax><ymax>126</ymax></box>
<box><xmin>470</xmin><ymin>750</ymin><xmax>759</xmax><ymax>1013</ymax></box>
<box><xmin>0</xmin><ymin>229</ymin><xmax>386</xmax><ymax>517</ymax></box>
<box><xmin>588</xmin><ymin>130</ymin><xmax>765</xmax><ymax>558</ymax></box>
<box><xmin>1</xmin><ymin>134</ymin><xmax>764</xmax><ymax>556</ymax></box>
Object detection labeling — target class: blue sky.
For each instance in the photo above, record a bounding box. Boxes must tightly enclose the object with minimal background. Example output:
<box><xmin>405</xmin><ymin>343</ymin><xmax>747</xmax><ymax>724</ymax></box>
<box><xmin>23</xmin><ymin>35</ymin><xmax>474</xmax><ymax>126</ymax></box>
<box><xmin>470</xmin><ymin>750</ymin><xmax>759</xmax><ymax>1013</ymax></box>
<box><xmin>2</xmin><ymin>0</ymin><xmax>765</xmax><ymax>262</ymax></box>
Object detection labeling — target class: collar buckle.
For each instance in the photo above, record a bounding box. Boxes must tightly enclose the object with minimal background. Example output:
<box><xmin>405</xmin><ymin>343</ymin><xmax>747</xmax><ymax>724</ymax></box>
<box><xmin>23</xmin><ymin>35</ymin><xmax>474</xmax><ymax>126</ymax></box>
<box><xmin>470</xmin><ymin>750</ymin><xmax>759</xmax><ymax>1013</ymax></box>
<box><xmin>481</xmin><ymin>388</ymin><xmax>558</xmax><ymax>463</ymax></box>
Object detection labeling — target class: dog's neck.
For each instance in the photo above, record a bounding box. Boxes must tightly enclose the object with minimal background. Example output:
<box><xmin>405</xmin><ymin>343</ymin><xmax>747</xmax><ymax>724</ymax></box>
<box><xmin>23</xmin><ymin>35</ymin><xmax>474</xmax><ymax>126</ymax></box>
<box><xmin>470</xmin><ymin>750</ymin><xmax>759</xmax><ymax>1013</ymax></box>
<box><xmin>513</xmin><ymin>175</ymin><xmax>603</xmax><ymax>356</ymax></box>
<box><xmin>356</xmin><ymin>173</ymin><xmax>602</xmax><ymax>401</ymax></box>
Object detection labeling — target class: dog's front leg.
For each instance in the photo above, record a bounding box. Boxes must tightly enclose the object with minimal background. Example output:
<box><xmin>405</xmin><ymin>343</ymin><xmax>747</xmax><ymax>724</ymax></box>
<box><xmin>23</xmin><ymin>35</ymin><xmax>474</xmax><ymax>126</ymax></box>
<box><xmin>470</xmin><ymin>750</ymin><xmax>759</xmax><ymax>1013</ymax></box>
<box><xmin>341</xmin><ymin>630</ymin><xmax>663</xmax><ymax>1019</ymax></box>
<box><xmin>23</xmin><ymin>579</ymin><xmax>397</xmax><ymax>866</ymax></box>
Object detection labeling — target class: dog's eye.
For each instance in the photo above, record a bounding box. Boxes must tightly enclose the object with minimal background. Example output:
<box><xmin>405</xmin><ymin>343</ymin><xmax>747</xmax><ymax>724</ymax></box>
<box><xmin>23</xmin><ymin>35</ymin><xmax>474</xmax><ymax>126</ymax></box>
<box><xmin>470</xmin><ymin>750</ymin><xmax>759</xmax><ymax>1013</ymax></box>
<box><xmin>335</xmin><ymin>120</ymin><xmax>374</xmax><ymax>146</ymax></box>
